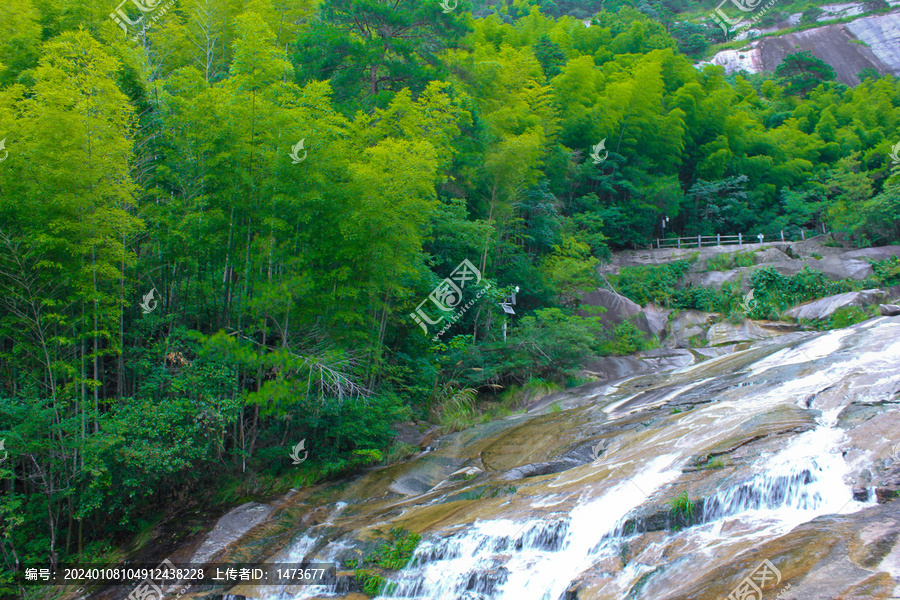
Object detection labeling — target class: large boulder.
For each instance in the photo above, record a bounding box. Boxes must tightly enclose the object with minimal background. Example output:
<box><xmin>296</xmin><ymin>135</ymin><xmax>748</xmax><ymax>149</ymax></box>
<box><xmin>781</xmin><ymin>289</ymin><xmax>889</xmax><ymax>321</ymax></box>
<box><xmin>706</xmin><ymin>320</ymin><xmax>798</xmax><ymax>346</ymax></box>
<box><xmin>581</xmin><ymin>349</ymin><xmax>694</xmax><ymax>382</ymax></box>
<box><xmin>753</xmin><ymin>246</ymin><xmax>792</xmax><ymax>263</ymax></box>
<box><xmin>843</xmin><ymin>245</ymin><xmax>900</xmax><ymax>262</ymax></box>
<box><xmin>578</xmin><ymin>288</ymin><xmax>641</xmax><ymax>326</ymax></box>
<box><xmin>683</xmin><ymin>268</ymin><xmax>745</xmax><ymax>290</ymax></box>
<box><xmin>802</xmin><ymin>255</ymin><xmax>875</xmax><ymax>280</ymax></box>
<box><xmin>787</xmin><ymin>235</ymin><xmax>848</xmax><ymax>259</ymax></box>
<box><xmin>642</xmin><ymin>303</ymin><xmax>670</xmax><ymax>339</ymax></box>
<box><xmin>880</xmin><ymin>304</ymin><xmax>900</xmax><ymax>316</ymax></box>
<box><xmin>578</xmin><ymin>288</ymin><xmax>655</xmax><ymax>337</ymax></box>
<box><xmin>666</xmin><ymin>310</ymin><xmax>718</xmax><ymax>348</ymax></box>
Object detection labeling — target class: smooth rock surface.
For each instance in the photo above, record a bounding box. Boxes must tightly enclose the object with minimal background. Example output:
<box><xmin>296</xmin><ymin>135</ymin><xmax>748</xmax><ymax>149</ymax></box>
<box><xmin>700</xmin><ymin>11</ymin><xmax>900</xmax><ymax>85</ymax></box>
<box><xmin>781</xmin><ymin>289</ymin><xmax>888</xmax><ymax>320</ymax></box>
<box><xmin>642</xmin><ymin>303</ymin><xmax>670</xmax><ymax>339</ymax></box>
<box><xmin>190</xmin><ymin>502</ymin><xmax>275</xmax><ymax>564</ymax></box>
<box><xmin>706</xmin><ymin>319</ymin><xmax>799</xmax><ymax>346</ymax></box>
<box><xmin>666</xmin><ymin>310</ymin><xmax>718</xmax><ymax>348</ymax></box>
<box><xmin>880</xmin><ymin>304</ymin><xmax>900</xmax><ymax>316</ymax></box>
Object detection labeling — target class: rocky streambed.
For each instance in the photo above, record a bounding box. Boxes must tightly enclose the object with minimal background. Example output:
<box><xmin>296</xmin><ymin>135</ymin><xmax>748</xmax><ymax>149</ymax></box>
<box><xmin>84</xmin><ymin>314</ymin><xmax>900</xmax><ymax>600</ymax></box>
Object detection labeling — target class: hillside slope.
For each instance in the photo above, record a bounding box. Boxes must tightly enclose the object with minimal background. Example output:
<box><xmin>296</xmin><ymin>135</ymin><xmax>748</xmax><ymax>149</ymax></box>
<box><xmin>702</xmin><ymin>9</ymin><xmax>900</xmax><ymax>84</ymax></box>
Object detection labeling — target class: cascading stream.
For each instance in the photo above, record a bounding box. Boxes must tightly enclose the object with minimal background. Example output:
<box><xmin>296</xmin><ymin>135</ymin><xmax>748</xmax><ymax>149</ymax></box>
<box><xmin>246</xmin><ymin>319</ymin><xmax>900</xmax><ymax>600</ymax></box>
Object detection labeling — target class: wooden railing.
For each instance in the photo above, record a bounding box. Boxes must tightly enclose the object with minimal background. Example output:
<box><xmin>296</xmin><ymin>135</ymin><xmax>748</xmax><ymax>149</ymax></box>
<box><xmin>655</xmin><ymin>229</ymin><xmax>815</xmax><ymax>249</ymax></box>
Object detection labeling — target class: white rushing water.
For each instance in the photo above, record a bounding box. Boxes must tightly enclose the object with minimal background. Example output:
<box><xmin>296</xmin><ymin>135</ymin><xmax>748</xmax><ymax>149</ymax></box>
<box><xmin>373</xmin><ymin>425</ymin><xmax>872</xmax><ymax>600</ymax></box>
<box><xmin>253</xmin><ymin>322</ymin><xmax>899</xmax><ymax>600</ymax></box>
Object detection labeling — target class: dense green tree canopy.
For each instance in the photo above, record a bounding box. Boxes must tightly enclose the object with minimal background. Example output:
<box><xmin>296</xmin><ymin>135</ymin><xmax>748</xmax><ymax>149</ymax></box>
<box><xmin>0</xmin><ymin>0</ymin><xmax>898</xmax><ymax>586</ymax></box>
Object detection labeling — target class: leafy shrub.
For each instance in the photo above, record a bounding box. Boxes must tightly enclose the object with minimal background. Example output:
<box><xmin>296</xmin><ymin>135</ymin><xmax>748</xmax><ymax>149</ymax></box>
<box><xmin>601</xmin><ymin>319</ymin><xmax>658</xmax><ymax>355</ymax></box>
<box><xmin>353</xmin><ymin>528</ymin><xmax>422</xmax><ymax>595</ymax></box>
<box><xmin>800</xmin><ymin>6</ymin><xmax>822</xmax><ymax>23</ymax></box>
<box><xmin>669</xmin><ymin>491</ymin><xmax>695</xmax><ymax>520</ymax></box>
<box><xmin>373</xmin><ymin>528</ymin><xmax>422</xmax><ymax>570</ymax></box>
<box><xmin>437</xmin><ymin>309</ymin><xmax>606</xmax><ymax>388</ymax></box>
<box><xmin>825</xmin><ymin>306</ymin><xmax>870</xmax><ymax>329</ymax></box>
<box><xmin>671</xmin><ymin>285</ymin><xmax>726</xmax><ymax>312</ymax></box>
<box><xmin>870</xmin><ymin>255</ymin><xmax>900</xmax><ymax>286</ymax></box>
<box><xmin>499</xmin><ymin>378</ymin><xmax>561</xmax><ymax>408</ymax></box>
<box><xmin>613</xmin><ymin>257</ymin><xmax>697</xmax><ymax>306</ymax></box>
<box><xmin>750</xmin><ymin>266</ymin><xmax>858</xmax><ymax>315</ymax></box>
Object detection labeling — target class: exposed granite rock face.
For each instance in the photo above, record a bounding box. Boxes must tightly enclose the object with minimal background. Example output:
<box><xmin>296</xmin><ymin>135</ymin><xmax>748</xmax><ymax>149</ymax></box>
<box><xmin>642</xmin><ymin>303</ymin><xmax>671</xmax><ymax>339</ymax></box>
<box><xmin>578</xmin><ymin>289</ymin><xmax>642</xmax><ymax>326</ymax></box>
<box><xmin>578</xmin><ymin>288</ymin><xmax>656</xmax><ymax>337</ymax></box>
<box><xmin>581</xmin><ymin>349</ymin><xmax>696</xmax><ymax>381</ymax></box>
<box><xmin>700</xmin><ymin>10</ymin><xmax>900</xmax><ymax>86</ymax></box>
<box><xmin>706</xmin><ymin>319</ymin><xmax>798</xmax><ymax>345</ymax></box>
<box><xmin>665</xmin><ymin>310</ymin><xmax>719</xmax><ymax>348</ymax></box>
<box><xmin>881</xmin><ymin>304</ymin><xmax>900</xmax><ymax>316</ymax></box>
<box><xmin>781</xmin><ymin>289</ymin><xmax>892</xmax><ymax>320</ymax></box>
<box><xmin>190</xmin><ymin>502</ymin><xmax>275</xmax><ymax>565</ymax></box>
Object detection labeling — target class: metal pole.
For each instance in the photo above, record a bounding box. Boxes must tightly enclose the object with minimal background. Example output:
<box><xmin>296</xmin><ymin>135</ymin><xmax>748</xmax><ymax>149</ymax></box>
<box><xmin>503</xmin><ymin>318</ymin><xmax>507</xmax><ymax>342</ymax></box>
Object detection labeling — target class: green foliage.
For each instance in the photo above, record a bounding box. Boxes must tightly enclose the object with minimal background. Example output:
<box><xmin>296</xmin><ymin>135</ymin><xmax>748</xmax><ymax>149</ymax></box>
<box><xmin>351</xmin><ymin>527</ymin><xmax>421</xmax><ymax>595</ymax></box>
<box><xmin>433</xmin><ymin>385</ymin><xmax>479</xmax><ymax>433</ymax></box>
<box><xmin>600</xmin><ymin>320</ymin><xmax>658</xmax><ymax>355</ymax></box>
<box><xmin>436</xmin><ymin>309</ymin><xmax>607</xmax><ymax>388</ymax></box>
<box><xmin>669</xmin><ymin>490</ymin><xmax>695</xmax><ymax>520</ymax></box>
<box><xmin>354</xmin><ymin>569</ymin><xmax>387</xmax><ymax>596</ymax></box>
<box><xmin>373</xmin><ymin>528</ymin><xmax>422</xmax><ymax>570</ymax></box>
<box><xmin>613</xmin><ymin>258</ymin><xmax>697</xmax><ymax>307</ymax></box>
<box><xmin>1</xmin><ymin>0</ymin><xmax>900</xmax><ymax>581</ymax></box>
<box><xmin>775</xmin><ymin>50</ymin><xmax>837</xmax><ymax>95</ymax></box>
<box><xmin>706</xmin><ymin>251</ymin><xmax>757</xmax><ymax>272</ymax></box>
<box><xmin>825</xmin><ymin>306</ymin><xmax>870</xmax><ymax>329</ymax></box>
<box><xmin>750</xmin><ymin>266</ymin><xmax>859</xmax><ymax>314</ymax></box>
<box><xmin>871</xmin><ymin>256</ymin><xmax>900</xmax><ymax>286</ymax></box>
<box><xmin>800</xmin><ymin>7</ymin><xmax>822</xmax><ymax>23</ymax></box>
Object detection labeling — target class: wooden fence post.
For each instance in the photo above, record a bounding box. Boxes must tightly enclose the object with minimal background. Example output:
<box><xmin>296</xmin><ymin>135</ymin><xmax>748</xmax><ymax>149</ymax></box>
<box><xmin>717</xmin><ymin>233</ymin><xmax>721</xmax><ymax>245</ymax></box>
<box><xmin>801</xmin><ymin>230</ymin><xmax>805</xmax><ymax>240</ymax></box>
<box><xmin>738</xmin><ymin>233</ymin><xmax>742</xmax><ymax>245</ymax></box>
<box><xmin>677</xmin><ymin>237</ymin><xmax>681</xmax><ymax>249</ymax></box>
<box><xmin>697</xmin><ymin>235</ymin><xmax>701</xmax><ymax>248</ymax></box>
<box><xmin>780</xmin><ymin>230</ymin><xmax>784</xmax><ymax>242</ymax></box>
